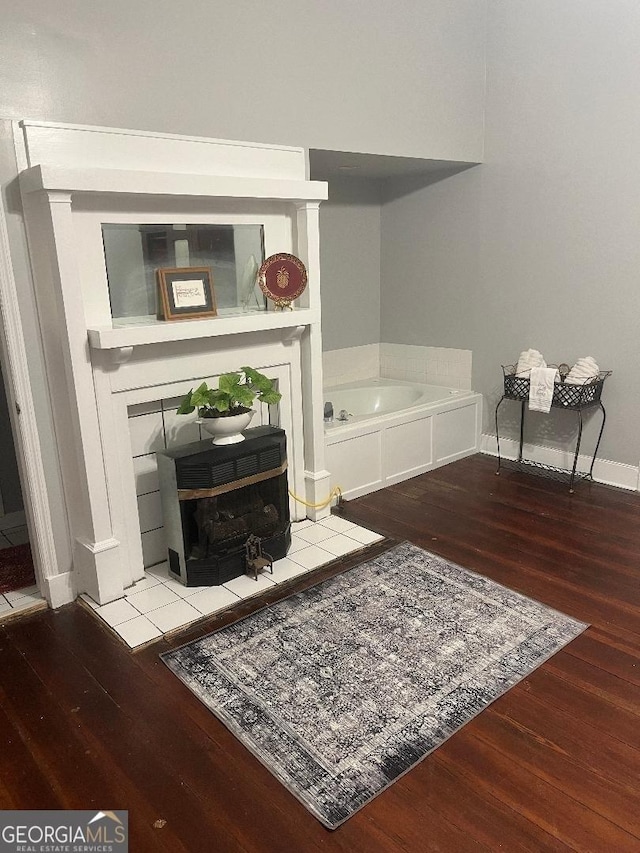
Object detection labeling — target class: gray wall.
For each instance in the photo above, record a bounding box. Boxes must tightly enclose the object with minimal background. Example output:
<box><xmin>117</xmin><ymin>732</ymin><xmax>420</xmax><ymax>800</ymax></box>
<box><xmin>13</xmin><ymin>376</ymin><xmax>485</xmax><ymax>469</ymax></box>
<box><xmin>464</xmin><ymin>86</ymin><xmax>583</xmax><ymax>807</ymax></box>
<box><xmin>320</xmin><ymin>179</ymin><xmax>382</xmax><ymax>351</ymax></box>
<box><xmin>0</xmin><ymin>0</ymin><xmax>486</xmax><ymax>162</ymax></box>
<box><xmin>0</xmin><ymin>1</ymin><xmax>486</xmax><ymax>575</ymax></box>
<box><xmin>380</xmin><ymin>1</ymin><xmax>640</xmax><ymax>467</ymax></box>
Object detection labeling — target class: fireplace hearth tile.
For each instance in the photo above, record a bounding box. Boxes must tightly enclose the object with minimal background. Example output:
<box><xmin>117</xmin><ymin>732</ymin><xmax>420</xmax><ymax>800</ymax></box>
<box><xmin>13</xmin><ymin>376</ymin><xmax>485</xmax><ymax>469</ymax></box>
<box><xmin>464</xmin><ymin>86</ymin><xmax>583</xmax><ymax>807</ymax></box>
<box><xmin>292</xmin><ymin>519</ymin><xmax>314</xmax><ymax>530</ymax></box>
<box><xmin>271</xmin><ymin>557</ymin><xmax>311</xmax><ymax>583</ymax></box>
<box><xmin>317</xmin><ymin>515</ymin><xmax>357</xmax><ymax>535</ymax></box>
<box><xmin>320</xmin><ymin>534</ymin><xmax>365</xmax><ymax>558</ymax></box>
<box><xmin>186</xmin><ymin>586</ymin><xmax>241</xmax><ymax>616</ymax></box>
<box><xmin>287</xmin><ymin>534</ymin><xmax>311</xmax><ymax>554</ymax></box>
<box><xmin>223</xmin><ymin>573</ymin><xmax>276</xmax><ymax>599</ymax></box>
<box><xmin>124</xmin><ymin>574</ymin><xmax>162</xmax><ymax>596</ymax></box>
<box><xmin>163</xmin><ymin>576</ymin><xmax>212</xmax><ymax>599</ymax></box>
<box><xmin>114</xmin><ymin>615</ymin><xmax>163</xmax><ymax>648</ymax></box>
<box><xmin>345</xmin><ymin>527</ymin><xmax>385</xmax><ymax>545</ymax></box>
<box><xmin>145</xmin><ymin>599</ymin><xmax>202</xmax><ymax>633</ymax></box>
<box><xmin>126</xmin><ymin>583</ymin><xmax>181</xmax><ymax>613</ymax></box>
<box><xmin>145</xmin><ymin>562</ymin><xmax>170</xmax><ymax>580</ymax></box>
<box><xmin>95</xmin><ymin>598</ymin><xmax>140</xmax><ymax>627</ymax></box>
<box><xmin>85</xmin><ymin>519</ymin><xmax>387</xmax><ymax>649</ymax></box>
<box><xmin>288</xmin><ymin>545</ymin><xmax>334</xmax><ymax>571</ymax></box>
<box><xmin>295</xmin><ymin>525</ymin><xmax>336</xmax><ymax>546</ymax></box>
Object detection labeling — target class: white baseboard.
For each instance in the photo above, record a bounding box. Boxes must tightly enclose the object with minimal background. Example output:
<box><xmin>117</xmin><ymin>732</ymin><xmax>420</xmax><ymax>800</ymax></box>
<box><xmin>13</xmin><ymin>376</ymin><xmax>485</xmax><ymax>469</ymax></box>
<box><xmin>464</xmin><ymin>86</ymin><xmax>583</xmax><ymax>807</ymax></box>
<box><xmin>480</xmin><ymin>434</ymin><xmax>639</xmax><ymax>492</ymax></box>
<box><xmin>43</xmin><ymin>569</ymin><xmax>76</xmax><ymax>609</ymax></box>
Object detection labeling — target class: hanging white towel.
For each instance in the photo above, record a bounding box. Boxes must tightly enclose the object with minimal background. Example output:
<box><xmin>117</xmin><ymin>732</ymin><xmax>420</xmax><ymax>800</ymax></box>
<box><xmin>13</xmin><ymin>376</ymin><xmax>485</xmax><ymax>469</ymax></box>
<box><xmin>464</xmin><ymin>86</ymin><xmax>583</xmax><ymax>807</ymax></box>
<box><xmin>529</xmin><ymin>366</ymin><xmax>557</xmax><ymax>413</ymax></box>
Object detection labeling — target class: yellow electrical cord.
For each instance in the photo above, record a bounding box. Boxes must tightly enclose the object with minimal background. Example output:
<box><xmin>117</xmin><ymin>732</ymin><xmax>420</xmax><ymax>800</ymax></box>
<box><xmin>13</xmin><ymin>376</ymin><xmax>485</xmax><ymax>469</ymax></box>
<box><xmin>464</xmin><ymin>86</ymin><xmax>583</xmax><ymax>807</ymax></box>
<box><xmin>288</xmin><ymin>485</ymin><xmax>343</xmax><ymax>510</ymax></box>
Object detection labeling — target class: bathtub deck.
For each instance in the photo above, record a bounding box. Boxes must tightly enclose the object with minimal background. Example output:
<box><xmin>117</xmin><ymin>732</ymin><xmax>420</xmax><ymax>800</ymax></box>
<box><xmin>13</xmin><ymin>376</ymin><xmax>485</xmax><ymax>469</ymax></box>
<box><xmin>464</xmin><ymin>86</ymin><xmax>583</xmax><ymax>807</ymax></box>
<box><xmin>2</xmin><ymin>453</ymin><xmax>640</xmax><ymax>851</ymax></box>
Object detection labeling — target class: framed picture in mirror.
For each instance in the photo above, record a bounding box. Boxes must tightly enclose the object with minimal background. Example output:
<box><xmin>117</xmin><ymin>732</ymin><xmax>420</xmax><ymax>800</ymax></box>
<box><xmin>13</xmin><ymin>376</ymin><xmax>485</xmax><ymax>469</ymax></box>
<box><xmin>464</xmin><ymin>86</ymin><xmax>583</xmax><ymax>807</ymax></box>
<box><xmin>157</xmin><ymin>267</ymin><xmax>217</xmax><ymax>321</ymax></box>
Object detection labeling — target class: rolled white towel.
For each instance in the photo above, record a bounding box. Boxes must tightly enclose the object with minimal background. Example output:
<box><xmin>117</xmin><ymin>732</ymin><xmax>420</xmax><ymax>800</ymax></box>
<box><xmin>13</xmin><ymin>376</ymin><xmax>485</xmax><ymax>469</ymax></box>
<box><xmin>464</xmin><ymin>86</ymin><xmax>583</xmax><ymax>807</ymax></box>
<box><xmin>569</xmin><ymin>366</ymin><xmax>596</xmax><ymax>377</ymax></box>
<box><xmin>516</xmin><ymin>348</ymin><xmax>546</xmax><ymax>376</ymax></box>
<box><xmin>565</xmin><ymin>356</ymin><xmax>599</xmax><ymax>385</ymax></box>
<box><xmin>573</xmin><ymin>356</ymin><xmax>598</xmax><ymax>369</ymax></box>
<box><xmin>572</xmin><ymin>357</ymin><xmax>593</xmax><ymax>365</ymax></box>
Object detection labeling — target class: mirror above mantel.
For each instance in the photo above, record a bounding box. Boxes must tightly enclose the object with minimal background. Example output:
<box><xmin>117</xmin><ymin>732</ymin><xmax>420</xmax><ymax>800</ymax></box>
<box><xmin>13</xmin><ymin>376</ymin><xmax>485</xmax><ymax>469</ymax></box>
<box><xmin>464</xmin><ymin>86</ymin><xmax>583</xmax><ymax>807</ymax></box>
<box><xmin>102</xmin><ymin>222</ymin><xmax>267</xmax><ymax>322</ymax></box>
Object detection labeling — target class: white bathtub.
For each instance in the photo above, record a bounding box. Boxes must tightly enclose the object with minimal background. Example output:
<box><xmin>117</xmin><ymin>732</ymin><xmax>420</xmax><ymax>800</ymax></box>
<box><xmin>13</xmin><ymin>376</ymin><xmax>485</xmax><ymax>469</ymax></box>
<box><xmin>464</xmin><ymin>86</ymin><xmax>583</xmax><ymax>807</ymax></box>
<box><xmin>324</xmin><ymin>379</ymin><xmax>482</xmax><ymax>500</ymax></box>
<box><xmin>325</xmin><ymin>380</ymin><xmax>468</xmax><ymax>423</ymax></box>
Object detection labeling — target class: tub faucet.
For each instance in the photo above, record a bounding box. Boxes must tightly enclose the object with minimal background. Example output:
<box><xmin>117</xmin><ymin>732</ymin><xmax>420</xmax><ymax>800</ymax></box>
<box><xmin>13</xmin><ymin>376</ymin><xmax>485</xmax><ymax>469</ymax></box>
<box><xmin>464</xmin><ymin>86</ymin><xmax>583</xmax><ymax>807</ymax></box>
<box><xmin>324</xmin><ymin>401</ymin><xmax>334</xmax><ymax>422</ymax></box>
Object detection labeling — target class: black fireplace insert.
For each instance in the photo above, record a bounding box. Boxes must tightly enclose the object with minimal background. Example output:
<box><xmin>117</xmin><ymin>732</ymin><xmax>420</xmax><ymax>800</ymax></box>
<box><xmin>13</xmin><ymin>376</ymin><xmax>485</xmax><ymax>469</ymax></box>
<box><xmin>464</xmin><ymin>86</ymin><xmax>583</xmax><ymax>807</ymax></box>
<box><xmin>157</xmin><ymin>426</ymin><xmax>291</xmax><ymax>586</ymax></box>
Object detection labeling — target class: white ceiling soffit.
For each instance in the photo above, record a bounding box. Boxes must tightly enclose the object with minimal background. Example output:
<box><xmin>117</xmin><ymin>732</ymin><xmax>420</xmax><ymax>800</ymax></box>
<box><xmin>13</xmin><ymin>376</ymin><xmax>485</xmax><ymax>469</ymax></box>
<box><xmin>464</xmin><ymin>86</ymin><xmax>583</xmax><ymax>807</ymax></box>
<box><xmin>308</xmin><ymin>148</ymin><xmax>479</xmax><ymax>181</ymax></box>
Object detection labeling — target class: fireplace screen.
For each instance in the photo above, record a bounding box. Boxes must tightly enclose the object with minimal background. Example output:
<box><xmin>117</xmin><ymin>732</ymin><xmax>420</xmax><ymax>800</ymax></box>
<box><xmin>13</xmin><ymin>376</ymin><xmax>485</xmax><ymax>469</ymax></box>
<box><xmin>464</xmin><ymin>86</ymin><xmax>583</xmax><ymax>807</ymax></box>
<box><xmin>185</xmin><ymin>478</ymin><xmax>287</xmax><ymax>561</ymax></box>
<box><xmin>157</xmin><ymin>426</ymin><xmax>291</xmax><ymax>586</ymax></box>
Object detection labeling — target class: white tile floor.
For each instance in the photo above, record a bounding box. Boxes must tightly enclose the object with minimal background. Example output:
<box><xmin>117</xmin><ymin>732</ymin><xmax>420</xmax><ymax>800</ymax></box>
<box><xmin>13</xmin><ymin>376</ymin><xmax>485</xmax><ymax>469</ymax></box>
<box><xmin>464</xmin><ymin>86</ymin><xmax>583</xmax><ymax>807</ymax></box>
<box><xmin>0</xmin><ymin>584</ymin><xmax>47</xmax><ymax>620</ymax></box>
<box><xmin>83</xmin><ymin>517</ymin><xmax>384</xmax><ymax>649</ymax></box>
<box><xmin>0</xmin><ymin>525</ymin><xmax>46</xmax><ymax>621</ymax></box>
<box><xmin>0</xmin><ymin>524</ymin><xmax>30</xmax><ymax>549</ymax></box>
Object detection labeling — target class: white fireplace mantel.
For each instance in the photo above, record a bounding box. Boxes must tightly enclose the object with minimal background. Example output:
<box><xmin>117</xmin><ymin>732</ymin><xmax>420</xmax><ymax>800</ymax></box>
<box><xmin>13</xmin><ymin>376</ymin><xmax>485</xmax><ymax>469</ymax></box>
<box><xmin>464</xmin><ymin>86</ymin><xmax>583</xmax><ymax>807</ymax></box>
<box><xmin>19</xmin><ymin>163</ymin><xmax>328</xmax><ymax>203</ymax></box>
<box><xmin>17</xmin><ymin>121</ymin><xmax>332</xmax><ymax>607</ymax></box>
<box><xmin>86</xmin><ymin>307</ymin><xmax>320</xmax><ymax>351</ymax></box>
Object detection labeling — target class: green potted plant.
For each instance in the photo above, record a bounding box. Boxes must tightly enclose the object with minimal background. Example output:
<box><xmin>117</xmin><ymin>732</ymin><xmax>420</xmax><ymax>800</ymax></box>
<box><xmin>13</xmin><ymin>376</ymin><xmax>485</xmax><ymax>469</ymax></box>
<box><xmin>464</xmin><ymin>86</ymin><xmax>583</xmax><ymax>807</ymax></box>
<box><xmin>177</xmin><ymin>366</ymin><xmax>282</xmax><ymax>445</ymax></box>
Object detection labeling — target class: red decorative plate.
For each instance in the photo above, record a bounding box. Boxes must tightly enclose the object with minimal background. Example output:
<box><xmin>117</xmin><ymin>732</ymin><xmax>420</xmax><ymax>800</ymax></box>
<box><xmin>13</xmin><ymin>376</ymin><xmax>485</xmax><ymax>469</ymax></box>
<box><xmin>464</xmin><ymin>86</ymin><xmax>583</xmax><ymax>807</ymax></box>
<box><xmin>258</xmin><ymin>253</ymin><xmax>308</xmax><ymax>308</ymax></box>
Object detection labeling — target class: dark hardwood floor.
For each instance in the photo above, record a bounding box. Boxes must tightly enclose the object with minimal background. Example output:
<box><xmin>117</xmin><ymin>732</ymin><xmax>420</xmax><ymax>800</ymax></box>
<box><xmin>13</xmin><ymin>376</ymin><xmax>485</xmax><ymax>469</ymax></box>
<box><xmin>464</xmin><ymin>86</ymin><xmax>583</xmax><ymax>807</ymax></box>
<box><xmin>2</xmin><ymin>454</ymin><xmax>640</xmax><ymax>851</ymax></box>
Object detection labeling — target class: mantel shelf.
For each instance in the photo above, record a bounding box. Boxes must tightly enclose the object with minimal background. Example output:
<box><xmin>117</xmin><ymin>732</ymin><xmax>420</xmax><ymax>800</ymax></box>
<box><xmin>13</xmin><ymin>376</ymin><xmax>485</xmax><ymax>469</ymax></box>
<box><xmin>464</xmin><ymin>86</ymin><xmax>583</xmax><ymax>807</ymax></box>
<box><xmin>20</xmin><ymin>164</ymin><xmax>328</xmax><ymax>203</ymax></box>
<box><xmin>87</xmin><ymin>307</ymin><xmax>319</xmax><ymax>350</ymax></box>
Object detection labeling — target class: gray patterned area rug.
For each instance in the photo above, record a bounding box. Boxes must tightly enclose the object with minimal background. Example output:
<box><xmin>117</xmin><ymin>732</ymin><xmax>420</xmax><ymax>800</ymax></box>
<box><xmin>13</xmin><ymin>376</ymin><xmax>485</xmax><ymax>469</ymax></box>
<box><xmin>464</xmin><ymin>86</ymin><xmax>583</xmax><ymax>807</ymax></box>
<box><xmin>162</xmin><ymin>541</ymin><xmax>587</xmax><ymax>829</ymax></box>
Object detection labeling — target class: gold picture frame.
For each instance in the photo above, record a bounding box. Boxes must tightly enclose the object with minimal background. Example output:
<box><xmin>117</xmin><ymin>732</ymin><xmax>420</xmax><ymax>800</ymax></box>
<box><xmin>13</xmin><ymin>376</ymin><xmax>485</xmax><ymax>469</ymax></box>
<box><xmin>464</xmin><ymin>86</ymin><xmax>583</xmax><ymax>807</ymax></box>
<box><xmin>156</xmin><ymin>267</ymin><xmax>217</xmax><ymax>321</ymax></box>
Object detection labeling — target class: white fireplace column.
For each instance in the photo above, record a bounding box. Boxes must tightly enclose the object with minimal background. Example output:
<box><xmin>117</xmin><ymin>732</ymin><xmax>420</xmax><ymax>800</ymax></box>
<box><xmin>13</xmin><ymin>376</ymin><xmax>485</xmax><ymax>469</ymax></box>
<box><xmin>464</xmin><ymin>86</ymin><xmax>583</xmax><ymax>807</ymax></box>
<box><xmin>297</xmin><ymin>201</ymin><xmax>331</xmax><ymax>521</ymax></box>
<box><xmin>23</xmin><ymin>189</ymin><xmax>125</xmax><ymax>604</ymax></box>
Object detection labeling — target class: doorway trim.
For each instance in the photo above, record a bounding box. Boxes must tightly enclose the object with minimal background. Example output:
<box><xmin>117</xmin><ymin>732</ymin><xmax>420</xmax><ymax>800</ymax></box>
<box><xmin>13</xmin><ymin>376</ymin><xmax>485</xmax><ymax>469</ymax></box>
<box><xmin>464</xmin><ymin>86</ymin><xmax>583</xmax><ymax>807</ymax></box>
<box><xmin>0</xmin><ymin>195</ymin><xmax>59</xmax><ymax>604</ymax></box>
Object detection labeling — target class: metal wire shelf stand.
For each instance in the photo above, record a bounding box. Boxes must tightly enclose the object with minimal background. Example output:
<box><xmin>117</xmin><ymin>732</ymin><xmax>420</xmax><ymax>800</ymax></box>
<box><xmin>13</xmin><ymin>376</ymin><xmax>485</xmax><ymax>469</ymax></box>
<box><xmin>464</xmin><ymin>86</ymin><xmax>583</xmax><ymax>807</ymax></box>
<box><xmin>495</xmin><ymin>364</ymin><xmax>611</xmax><ymax>493</ymax></box>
